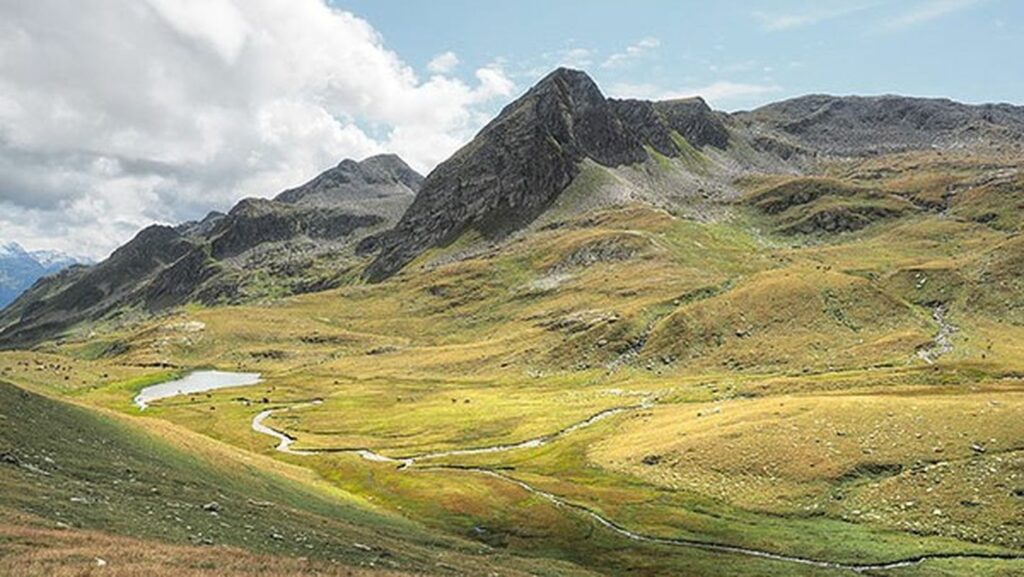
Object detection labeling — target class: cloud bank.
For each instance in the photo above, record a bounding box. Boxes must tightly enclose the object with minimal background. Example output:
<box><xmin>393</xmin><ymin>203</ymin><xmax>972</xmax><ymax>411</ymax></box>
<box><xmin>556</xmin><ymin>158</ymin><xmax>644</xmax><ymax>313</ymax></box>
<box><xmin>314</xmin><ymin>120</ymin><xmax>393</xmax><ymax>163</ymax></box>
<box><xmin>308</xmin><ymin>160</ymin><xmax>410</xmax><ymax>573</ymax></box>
<box><xmin>0</xmin><ymin>0</ymin><xmax>514</xmax><ymax>258</ymax></box>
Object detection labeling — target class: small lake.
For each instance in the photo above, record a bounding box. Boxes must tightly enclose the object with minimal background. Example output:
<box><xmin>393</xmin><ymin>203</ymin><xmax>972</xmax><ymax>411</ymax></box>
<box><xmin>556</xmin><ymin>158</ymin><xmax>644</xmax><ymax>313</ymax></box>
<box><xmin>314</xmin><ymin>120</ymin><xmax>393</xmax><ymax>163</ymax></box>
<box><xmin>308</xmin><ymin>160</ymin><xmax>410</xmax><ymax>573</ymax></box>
<box><xmin>134</xmin><ymin>370</ymin><xmax>262</xmax><ymax>410</ymax></box>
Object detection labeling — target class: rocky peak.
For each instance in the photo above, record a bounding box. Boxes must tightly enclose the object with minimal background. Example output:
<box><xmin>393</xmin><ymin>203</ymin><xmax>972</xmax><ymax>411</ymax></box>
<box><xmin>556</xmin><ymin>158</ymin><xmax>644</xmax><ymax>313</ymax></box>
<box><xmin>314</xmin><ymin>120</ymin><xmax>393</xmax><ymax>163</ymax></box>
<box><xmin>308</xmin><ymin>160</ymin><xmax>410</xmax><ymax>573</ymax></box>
<box><xmin>362</xmin><ymin>68</ymin><xmax>650</xmax><ymax>281</ymax></box>
<box><xmin>653</xmin><ymin>97</ymin><xmax>731</xmax><ymax>149</ymax></box>
<box><xmin>358</xmin><ymin>154</ymin><xmax>424</xmax><ymax>189</ymax></box>
<box><xmin>275</xmin><ymin>154</ymin><xmax>423</xmax><ymax>207</ymax></box>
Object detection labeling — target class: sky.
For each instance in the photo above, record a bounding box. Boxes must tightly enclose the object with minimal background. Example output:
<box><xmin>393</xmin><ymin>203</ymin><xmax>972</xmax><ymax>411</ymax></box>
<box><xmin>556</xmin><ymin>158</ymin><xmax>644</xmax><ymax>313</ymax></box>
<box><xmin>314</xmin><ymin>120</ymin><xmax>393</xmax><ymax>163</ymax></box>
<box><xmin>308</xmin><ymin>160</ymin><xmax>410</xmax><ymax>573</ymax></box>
<box><xmin>0</xmin><ymin>0</ymin><xmax>1021</xmax><ymax>260</ymax></box>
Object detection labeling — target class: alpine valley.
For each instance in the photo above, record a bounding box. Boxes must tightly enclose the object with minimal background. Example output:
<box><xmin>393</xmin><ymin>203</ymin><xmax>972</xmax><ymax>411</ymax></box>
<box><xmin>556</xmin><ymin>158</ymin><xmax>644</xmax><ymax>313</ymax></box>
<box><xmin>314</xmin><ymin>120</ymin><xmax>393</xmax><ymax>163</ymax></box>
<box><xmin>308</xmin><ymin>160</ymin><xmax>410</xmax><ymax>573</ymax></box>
<box><xmin>1</xmin><ymin>68</ymin><xmax>1023</xmax><ymax>576</ymax></box>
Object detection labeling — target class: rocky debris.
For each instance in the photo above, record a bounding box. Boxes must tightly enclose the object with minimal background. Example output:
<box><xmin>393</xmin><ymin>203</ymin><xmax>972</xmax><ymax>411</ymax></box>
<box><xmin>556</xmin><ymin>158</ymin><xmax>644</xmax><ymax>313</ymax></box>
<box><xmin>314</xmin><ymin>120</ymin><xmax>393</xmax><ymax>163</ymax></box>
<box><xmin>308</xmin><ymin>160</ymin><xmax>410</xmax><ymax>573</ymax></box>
<box><xmin>780</xmin><ymin>203</ymin><xmax>911</xmax><ymax>235</ymax></box>
<box><xmin>641</xmin><ymin>454</ymin><xmax>663</xmax><ymax>466</ymax></box>
<box><xmin>551</xmin><ymin>234</ymin><xmax>649</xmax><ymax>272</ymax></box>
<box><xmin>744</xmin><ymin>177</ymin><xmax>917</xmax><ymax>235</ymax></box>
<box><xmin>917</xmin><ymin>305</ymin><xmax>957</xmax><ymax>365</ymax></box>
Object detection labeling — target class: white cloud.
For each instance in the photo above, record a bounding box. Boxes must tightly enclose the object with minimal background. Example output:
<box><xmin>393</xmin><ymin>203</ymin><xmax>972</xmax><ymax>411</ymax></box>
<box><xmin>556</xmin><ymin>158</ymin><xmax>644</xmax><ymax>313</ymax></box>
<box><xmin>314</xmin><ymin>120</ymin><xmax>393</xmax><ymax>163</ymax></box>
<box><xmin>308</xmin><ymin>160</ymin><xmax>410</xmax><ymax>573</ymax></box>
<box><xmin>885</xmin><ymin>0</ymin><xmax>986</xmax><ymax>29</ymax></box>
<box><xmin>555</xmin><ymin>47</ymin><xmax>594</xmax><ymax>69</ymax></box>
<box><xmin>427</xmin><ymin>51</ymin><xmax>459</xmax><ymax>74</ymax></box>
<box><xmin>0</xmin><ymin>0</ymin><xmax>515</xmax><ymax>258</ymax></box>
<box><xmin>602</xmin><ymin>37</ymin><xmax>660</xmax><ymax>69</ymax></box>
<box><xmin>609</xmin><ymin>81</ymin><xmax>783</xmax><ymax>108</ymax></box>
<box><xmin>519</xmin><ymin>46</ymin><xmax>595</xmax><ymax>80</ymax></box>
<box><xmin>752</xmin><ymin>3</ymin><xmax>877</xmax><ymax>31</ymax></box>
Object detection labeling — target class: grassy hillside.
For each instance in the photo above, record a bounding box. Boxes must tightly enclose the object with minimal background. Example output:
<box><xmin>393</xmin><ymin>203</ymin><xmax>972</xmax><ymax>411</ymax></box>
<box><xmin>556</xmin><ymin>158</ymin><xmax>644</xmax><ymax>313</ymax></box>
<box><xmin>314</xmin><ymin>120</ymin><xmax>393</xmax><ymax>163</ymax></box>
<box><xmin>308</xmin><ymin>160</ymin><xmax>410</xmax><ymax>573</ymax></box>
<box><xmin>0</xmin><ymin>380</ymin><xmax>592</xmax><ymax>576</ymax></box>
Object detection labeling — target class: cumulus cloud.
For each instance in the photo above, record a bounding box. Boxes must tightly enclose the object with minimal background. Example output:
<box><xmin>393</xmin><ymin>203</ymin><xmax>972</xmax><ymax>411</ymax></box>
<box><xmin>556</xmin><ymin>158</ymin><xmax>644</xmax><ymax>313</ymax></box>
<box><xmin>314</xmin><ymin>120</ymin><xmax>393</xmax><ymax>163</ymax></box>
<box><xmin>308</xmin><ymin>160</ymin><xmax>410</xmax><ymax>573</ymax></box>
<box><xmin>0</xmin><ymin>0</ymin><xmax>515</xmax><ymax>258</ymax></box>
<box><xmin>427</xmin><ymin>51</ymin><xmax>460</xmax><ymax>74</ymax></box>
<box><xmin>602</xmin><ymin>37</ymin><xmax>660</xmax><ymax>69</ymax></box>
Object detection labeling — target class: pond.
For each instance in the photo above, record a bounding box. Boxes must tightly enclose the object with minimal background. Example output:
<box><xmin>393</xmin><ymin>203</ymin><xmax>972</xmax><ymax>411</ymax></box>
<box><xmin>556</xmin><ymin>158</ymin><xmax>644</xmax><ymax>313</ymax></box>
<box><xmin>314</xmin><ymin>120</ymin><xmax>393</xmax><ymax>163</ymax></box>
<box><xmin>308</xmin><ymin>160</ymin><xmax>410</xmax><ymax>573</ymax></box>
<box><xmin>134</xmin><ymin>370</ymin><xmax>262</xmax><ymax>410</ymax></box>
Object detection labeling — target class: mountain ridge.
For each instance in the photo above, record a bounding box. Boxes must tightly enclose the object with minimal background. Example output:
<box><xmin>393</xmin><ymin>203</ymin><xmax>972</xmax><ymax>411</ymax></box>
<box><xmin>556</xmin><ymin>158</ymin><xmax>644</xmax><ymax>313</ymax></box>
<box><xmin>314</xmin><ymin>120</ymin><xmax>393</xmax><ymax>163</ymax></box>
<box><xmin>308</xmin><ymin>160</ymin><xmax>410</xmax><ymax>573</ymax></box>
<box><xmin>4</xmin><ymin>67</ymin><xmax>1024</xmax><ymax>347</ymax></box>
<box><xmin>0</xmin><ymin>155</ymin><xmax>423</xmax><ymax>347</ymax></box>
<box><xmin>0</xmin><ymin>242</ymin><xmax>83</xmax><ymax>309</ymax></box>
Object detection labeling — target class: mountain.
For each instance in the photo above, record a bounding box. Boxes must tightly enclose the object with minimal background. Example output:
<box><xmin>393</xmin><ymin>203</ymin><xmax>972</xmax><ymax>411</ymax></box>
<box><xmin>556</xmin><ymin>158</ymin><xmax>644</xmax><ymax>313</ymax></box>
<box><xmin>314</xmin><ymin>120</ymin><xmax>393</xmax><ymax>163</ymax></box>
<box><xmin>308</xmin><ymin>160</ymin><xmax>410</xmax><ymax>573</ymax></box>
<box><xmin>733</xmin><ymin>94</ymin><xmax>1024</xmax><ymax>157</ymax></box>
<box><xmin>275</xmin><ymin>153</ymin><xmax>422</xmax><ymax>211</ymax></box>
<box><xmin>0</xmin><ymin>242</ymin><xmax>82</xmax><ymax>309</ymax></box>
<box><xmin>360</xmin><ymin>69</ymin><xmax>1024</xmax><ymax>280</ymax></box>
<box><xmin>4</xmin><ymin>69</ymin><xmax>1024</xmax><ymax>347</ymax></box>
<box><xmin>361</xmin><ymin>69</ymin><xmax>741</xmax><ymax>280</ymax></box>
<box><xmin>0</xmin><ymin>154</ymin><xmax>421</xmax><ymax>348</ymax></box>
<box><xmin>4</xmin><ymin>68</ymin><xmax>1024</xmax><ymax>576</ymax></box>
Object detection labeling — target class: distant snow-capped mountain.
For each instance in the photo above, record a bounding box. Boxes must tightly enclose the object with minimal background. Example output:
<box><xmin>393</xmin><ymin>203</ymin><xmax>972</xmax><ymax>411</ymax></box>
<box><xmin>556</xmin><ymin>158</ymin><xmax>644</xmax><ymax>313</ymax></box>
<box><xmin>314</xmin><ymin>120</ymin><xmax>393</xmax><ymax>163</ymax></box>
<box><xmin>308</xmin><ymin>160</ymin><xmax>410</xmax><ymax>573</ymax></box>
<box><xmin>0</xmin><ymin>242</ymin><xmax>84</xmax><ymax>309</ymax></box>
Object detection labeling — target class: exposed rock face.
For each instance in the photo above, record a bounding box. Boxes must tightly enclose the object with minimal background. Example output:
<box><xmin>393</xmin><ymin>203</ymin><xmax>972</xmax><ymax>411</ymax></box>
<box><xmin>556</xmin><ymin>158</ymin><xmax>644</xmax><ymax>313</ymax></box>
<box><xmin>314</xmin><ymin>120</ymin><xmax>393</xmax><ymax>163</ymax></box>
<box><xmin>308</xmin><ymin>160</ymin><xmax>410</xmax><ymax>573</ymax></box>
<box><xmin>209</xmin><ymin>198</ymin><xmax>382</xmax><ymax>260</ymax></box>
<box><xmin>363</xmin><ymin>71</ymin><xmax>741</xmax><ymax>281</ymax></box>
<box><xmin>608</xmin><ymin>97</ymin><xmax>731</xmax><ymax>155</ymax></box>
<box><xmin>364</xmin><ymin>68</ymin><xmax>700</xmax><ymax>281</ymax></box>
<box><xmin>653</xmin><ymin>98</ymin><xmax>731</xmax><ymax>149</ymax></box>
<box><xmin>0</xmin><ymin>156</ymin><xmax>421</xmax><ymax>348</ymax></box>
<box><xmin>736</xmin><ymin>94</ymin><xmax>1024</xmax><ymax>156</ymax></box>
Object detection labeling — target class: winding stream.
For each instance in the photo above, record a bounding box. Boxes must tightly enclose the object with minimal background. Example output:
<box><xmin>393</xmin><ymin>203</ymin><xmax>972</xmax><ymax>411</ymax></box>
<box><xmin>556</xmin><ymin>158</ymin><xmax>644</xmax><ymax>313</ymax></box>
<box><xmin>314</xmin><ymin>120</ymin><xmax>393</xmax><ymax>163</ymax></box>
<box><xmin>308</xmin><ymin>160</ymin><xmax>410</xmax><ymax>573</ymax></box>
<box><xmin>426</xmin><ymin>467</ymin><xmax>1021</xmax><ymax>573</ymax></box>
<box><xmin>251</xmin><ymin>395</ymin><xmax>654</xmax><ymax>467</ymax></box>
<box><xmin>249</xmin><ymin>392</ymin><xmax>1022</xmax><ymax>572</ymax></box>
<box><xmin>139</xmin><ymin>372</ymin><xmax>1020</xmax><ymax>572</ymax></box>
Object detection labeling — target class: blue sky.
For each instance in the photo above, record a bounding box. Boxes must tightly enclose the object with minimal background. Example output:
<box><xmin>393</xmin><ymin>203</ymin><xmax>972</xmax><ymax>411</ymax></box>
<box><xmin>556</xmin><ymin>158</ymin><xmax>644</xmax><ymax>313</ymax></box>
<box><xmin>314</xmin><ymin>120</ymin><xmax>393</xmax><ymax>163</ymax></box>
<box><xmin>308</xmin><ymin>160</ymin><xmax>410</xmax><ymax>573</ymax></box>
<box><xmin>335</xmin><ymin>0</ymin><xmax>1023</xmax><ymax>111</ymax></box>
